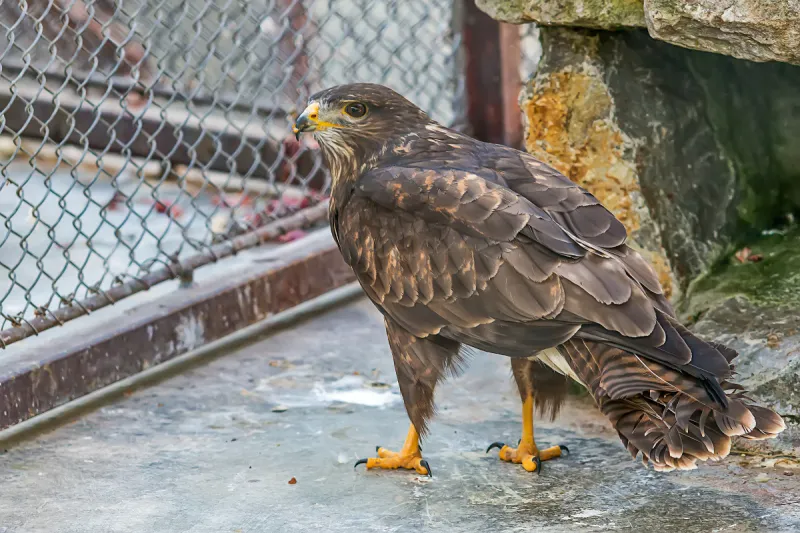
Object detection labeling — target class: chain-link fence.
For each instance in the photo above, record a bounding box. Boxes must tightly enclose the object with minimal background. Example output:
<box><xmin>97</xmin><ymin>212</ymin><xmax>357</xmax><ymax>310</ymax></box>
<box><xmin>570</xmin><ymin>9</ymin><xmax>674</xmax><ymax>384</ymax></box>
<box><xmin>0</xmin><ymin>0</ymin><xmax>466</xmax><ymax>345</ymax></box>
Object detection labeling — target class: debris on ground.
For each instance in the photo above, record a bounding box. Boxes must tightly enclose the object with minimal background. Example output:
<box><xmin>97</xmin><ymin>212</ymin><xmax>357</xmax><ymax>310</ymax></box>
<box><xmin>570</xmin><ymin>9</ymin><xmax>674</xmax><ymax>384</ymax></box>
<box><xmin>734</xmin><ymin>247</ymin><xmax>764</xmax><ymax>263</ymax></box>
<box><xmin>767</xmin><ymin>333</ymin><xmax>781</xmax><ymax>348</ymax></box>
<box><xmin>152</xmin><ymin>200</ymin><xmax>184</xmax><ymax>219</ymax></box>
<box><xmin>277</xmin><ymin>229</ymin><xmax>308</xmax><ymax>243</ymax></box>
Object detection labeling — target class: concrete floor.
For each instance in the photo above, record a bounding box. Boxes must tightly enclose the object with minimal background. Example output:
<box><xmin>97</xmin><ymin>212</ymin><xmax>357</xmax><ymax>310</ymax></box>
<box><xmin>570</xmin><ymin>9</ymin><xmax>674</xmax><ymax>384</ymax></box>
<box><xmin>1</xmin><ymin>297</ymin><xmax>799</xmax><ymax>532</ymax></box>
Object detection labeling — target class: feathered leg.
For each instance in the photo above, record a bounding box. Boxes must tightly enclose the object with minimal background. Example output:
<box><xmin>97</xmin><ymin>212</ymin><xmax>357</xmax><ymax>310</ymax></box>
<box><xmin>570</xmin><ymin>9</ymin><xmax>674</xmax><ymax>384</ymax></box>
<box><xmin>355</xmin><ymin>318</ymin><xmax>463</xmax><ymax>477</ymax></box>
<box><xmin>487</xmin><ymin>358</ymin><xmax>569</xmax><ymax>473</ymax></box>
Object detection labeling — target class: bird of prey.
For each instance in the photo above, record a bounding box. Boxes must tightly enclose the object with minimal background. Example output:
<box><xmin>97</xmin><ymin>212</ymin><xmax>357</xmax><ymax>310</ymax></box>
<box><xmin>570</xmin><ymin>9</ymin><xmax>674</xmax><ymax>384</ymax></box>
<box><xmin>293</xmin><ymin>83</ymin><xmax>785</xmax><ymax>476</ymax></box>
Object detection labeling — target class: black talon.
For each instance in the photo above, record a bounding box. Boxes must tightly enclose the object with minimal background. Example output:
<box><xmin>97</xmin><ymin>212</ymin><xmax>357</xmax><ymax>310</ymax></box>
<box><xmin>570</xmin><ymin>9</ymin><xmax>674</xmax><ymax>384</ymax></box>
<box><xmin>354</xmin><ymin>458</ymin><xmax>368</xmax><ymax>469</ymax></box>
<box><xmin>420</xmin><ymin>459</ymin><xmax>433</xmax><ymax>477</ymax></box>
<box><xmin>533</xmin><ymin>456</ymin><xmax>542</xmax><ymax>475</ymax></box>
<box><xmin>295</xmin><ymin>132</ymin><xmax>301</xmax><ymax>141</ymax></box>
<box><xmin>376</xmin><ymin>445</ymin><xmax>381</xmax><ymax>453</ymax></box>
<box><xmin>518</xmin><ymin>438</ymin><xmax>522</xmax><ymax>446</ymax></box>
<box><xmin>559</xmin><ymin>445</ymin><xmax>570</xmax><ymax>456</ymax></box>
<box><xmin>486</xmin><ymin>441</ymin><xmax>505</xmax><ymax>453</ymax></box>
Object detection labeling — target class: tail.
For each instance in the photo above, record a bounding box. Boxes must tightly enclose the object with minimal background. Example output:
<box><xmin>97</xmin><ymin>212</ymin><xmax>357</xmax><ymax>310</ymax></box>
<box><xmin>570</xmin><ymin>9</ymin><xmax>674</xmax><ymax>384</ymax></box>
<box><xmin>558</xmin><ymin>337</ymin><xmax>785</xmax><ymax>472</ymax></box>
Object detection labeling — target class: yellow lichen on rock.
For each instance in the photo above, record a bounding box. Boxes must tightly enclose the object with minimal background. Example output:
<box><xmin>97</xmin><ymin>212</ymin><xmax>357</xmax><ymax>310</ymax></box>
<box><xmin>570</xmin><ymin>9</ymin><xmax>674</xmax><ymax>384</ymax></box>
<box><xmin>522</xmin><ymin>67</ymin><xmax>675</xmax><ymax>297</ymax></box>
<box><xmin>523</xmin><ymin>70</ymin><xmax>638</xmax><ymax>230</ymax></box>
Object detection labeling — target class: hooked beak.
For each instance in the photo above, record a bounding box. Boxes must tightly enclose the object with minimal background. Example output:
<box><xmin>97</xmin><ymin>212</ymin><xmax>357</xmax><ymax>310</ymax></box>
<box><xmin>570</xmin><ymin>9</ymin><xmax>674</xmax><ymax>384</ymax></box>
<box><xmin>292</xmin><ymin>102</ymin><xmax>320</xmax><ymax>140</ymax></box>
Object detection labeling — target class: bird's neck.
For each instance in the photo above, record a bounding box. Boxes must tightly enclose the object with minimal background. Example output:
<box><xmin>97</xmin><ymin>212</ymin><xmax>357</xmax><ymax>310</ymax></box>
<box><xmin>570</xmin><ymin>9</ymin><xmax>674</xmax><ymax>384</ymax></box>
<box><xmin>318</xmin><ymin>140</ymin><xmax>357</xmax><ymax>214</ymax></box>
<box><xmin>322</xmin><ymin>133</ymin><xmax>405</xmax><ymax>213</ymax></box>
<box><xmin>322</xmin><ymin>124</ymin><xmax>444</xmax><ymax>213</ymax></box>
<box><xmin>319</xmin><ymin>141</ymin><xmax>369</xmax><ymax>221</ymax></box>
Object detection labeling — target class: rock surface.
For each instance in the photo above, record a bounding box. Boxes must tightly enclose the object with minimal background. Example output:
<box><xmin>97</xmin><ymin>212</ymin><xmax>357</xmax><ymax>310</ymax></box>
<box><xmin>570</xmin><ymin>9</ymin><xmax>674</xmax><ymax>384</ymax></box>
<box><xmin>682</xmin><ymin>230</ymin><xmax>800</xmax><ymax>319</ymax></box>
<box><xmin>522</xmin><ymin>27</ymin><xmax>800</xmax><ymax>292</ymax></box>
<box><xmin>645</xmin><ymin>0</ymin><xmax>800</xmax><ymax>66</ymax></box>
<box><xmin>694</xmin><ymin>298</ymin><xmax>800</xmax><ymax>455</ymax></box>
<box><xmin>679</xmin><ymin>230</ymin><xmax>800</xmax><ymax>451</ymax></box>
<box><xmin>476</xmin><ymin>0</ymin><xmax>645</xmax><ymax>28</ymax></box>
<box><xmin>478</xmin><ymin>1</ymin><xmax>800</xmax><ymax>65</ymax></box>
<box><xmin>693</xmin><ymin>297</ymin><xmax>800</xmax><ymax>410</ymax></box>
<box><xmin>521</xmin><ymin>35</ymin><xmax>675</xmax><ymax>295</ymax></box>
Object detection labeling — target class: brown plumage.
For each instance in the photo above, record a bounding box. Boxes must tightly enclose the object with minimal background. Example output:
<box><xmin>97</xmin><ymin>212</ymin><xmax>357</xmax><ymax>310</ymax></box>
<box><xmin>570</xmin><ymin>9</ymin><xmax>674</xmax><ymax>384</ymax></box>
<box><xmin>295</xmin><ymin>83</ymin><xmax>785</xmax><ymax>472</ymax></box>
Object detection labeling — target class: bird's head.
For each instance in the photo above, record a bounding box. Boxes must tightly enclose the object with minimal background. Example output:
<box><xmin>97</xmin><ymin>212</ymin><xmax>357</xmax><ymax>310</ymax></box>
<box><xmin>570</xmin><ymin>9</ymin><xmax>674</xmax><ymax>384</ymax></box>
<box><xmin>293</xmin><ymin>84</ymin><xmax>431</xmax><ymax>175</ymax></box>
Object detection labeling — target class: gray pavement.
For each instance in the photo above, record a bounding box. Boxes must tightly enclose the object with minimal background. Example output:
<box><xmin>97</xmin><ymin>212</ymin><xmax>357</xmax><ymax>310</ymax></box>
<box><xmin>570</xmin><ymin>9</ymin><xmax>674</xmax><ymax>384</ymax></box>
<box><xmin>1</xmin><ymin>297</ymin><xmax>799</xmax><ymax>532</ymax></box>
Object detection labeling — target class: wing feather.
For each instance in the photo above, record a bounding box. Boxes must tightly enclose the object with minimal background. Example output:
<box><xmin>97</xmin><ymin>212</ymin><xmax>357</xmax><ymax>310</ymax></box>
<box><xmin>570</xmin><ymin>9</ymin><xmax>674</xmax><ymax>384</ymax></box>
<box><xmin>339</xmin><ymin>164</ymin><xmax>668</xmax><ymax>346</ymax></box>
<box><xmin>340</xmin><ymin>163</ymin><xmax>724</xmax><ymax>376</ymax></box>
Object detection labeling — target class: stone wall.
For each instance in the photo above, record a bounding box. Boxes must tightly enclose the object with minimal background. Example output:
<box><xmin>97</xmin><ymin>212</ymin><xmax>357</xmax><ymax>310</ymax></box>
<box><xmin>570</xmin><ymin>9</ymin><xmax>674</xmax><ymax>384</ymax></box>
<box><xmin>476</xmin><ymin>0</ymin><xmax>645</xmax><ymax>29</ymax></box>
<box><xmin>478</xmin><ymin>0</ymin><xmax>800</xmax><ymax>450</ymax></box>
<box><xmin>479</xmin><ymin>0</ymin><xmax>800</xmax><ymax>64</ymax></box>
<box><xmin>523</xmin><ymin>27</ymin><xmax>800</xmax><ymax>293</ymax></box>
<box><xmin>646</xmin><ymin>0</ymin><xmax>800</xmax><ymax>65</ymax></box>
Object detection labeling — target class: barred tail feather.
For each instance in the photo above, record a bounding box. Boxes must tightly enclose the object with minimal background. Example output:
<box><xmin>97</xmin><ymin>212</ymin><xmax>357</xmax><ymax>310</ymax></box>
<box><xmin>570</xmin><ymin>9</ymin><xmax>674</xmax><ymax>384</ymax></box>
<box><xmin>737</xmin><ymin>402</ymin><xmax>786</xmax><ymax>440</ymax></box>
<box><xmin>558</xmin><ymin>338</ymin><xmax>785</xmax><ymax>472</ymax></box>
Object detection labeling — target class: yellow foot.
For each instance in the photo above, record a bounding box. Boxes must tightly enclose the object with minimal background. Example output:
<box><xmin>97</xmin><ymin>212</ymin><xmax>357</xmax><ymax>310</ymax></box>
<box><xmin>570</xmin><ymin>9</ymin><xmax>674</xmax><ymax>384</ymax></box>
<box><xmin>486</xmin><ymin>440</ymin><xmax>568</xmax><ymax>473</ymax></box>
<box><xmin>355</xmin><ymin>445</ymin><xmax>432</xmax><ymax>476</ymax></box>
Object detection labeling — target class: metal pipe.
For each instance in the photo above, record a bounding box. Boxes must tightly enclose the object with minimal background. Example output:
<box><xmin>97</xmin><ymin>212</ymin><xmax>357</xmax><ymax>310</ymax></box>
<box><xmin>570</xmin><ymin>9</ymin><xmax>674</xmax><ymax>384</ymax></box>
<box><xmin>0</xmin><ymin>281</ymin><xmax>363</xmax><ymax>446</ymax></box>
<box><xmin>0</xmin><ymin>200</ymin><xmax>331</xmax><ymax>348</ymax></box>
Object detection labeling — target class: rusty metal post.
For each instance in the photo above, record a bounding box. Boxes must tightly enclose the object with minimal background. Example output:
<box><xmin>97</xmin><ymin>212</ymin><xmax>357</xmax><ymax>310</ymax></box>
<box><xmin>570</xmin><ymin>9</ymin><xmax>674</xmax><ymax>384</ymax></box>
<box><xmin>279</xmin><ymin>0</ymin><xmax>312</xmax><ymax>107</ymax></box>
<box><xmin>461</xmin><ymin>0</ymin><xmax>523</xmax><ymax>148</ymax></box>
<box><xmin>499</xmin><ymin>23</ymin><xmax>523</xmax><ymax>149</ymax></box>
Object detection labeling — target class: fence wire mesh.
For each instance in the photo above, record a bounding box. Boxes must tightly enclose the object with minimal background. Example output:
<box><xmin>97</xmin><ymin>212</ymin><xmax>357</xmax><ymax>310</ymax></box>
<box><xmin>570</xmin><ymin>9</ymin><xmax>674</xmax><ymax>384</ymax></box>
<box><xmin>0</xmin><ymin>0</ymin><xmax>464</xmax><ymax>343</ymax></box>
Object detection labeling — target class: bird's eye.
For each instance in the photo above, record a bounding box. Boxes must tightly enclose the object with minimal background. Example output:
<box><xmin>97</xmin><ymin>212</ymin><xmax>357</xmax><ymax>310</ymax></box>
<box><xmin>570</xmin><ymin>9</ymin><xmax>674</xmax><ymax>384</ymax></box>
<box><xmin>344</xmin><ymin>102</ymin><xmax>367</xmax><ymax>118</ymax></box>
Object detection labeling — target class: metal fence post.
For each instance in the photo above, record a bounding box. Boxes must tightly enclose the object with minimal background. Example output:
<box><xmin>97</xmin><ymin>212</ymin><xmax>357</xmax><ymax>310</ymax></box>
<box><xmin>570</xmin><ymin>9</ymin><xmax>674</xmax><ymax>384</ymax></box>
<box><xmin>461</xmin><ymin>0</ymin><xmax>522</xmax><ymax>148</ymax></box>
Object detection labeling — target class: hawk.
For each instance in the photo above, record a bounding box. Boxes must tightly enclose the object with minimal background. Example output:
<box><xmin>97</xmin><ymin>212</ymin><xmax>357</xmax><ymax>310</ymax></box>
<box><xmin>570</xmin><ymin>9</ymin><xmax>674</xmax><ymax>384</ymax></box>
<box><xmin>293</xmin><ymin>83</ymin><xmax>785</xmax><ymax>476</ymax></box>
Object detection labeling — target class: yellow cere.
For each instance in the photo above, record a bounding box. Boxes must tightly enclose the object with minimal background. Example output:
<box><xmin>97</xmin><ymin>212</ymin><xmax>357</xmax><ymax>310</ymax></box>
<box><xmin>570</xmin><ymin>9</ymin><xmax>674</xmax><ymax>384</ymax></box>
<box><xmin>300</xmin><ymin>101</ymin><xmax>343</xmax><ymax>131</ymax></box>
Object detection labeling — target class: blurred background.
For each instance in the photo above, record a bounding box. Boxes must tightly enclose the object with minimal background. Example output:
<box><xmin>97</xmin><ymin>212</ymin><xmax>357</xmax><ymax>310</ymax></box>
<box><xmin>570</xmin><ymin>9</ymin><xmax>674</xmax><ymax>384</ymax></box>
<box><xmin>0</xmin><ymin>0</ymin><xmax>544</xmax><ymax>340</ymax></box>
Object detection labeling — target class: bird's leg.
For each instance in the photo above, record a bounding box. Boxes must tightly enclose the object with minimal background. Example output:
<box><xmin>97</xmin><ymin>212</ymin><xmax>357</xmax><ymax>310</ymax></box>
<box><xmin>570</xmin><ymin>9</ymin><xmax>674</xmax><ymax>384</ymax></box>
<box><xmin>354</xmin><ymin>318</ymin><xmax>462</xmax><ymax>477</ymax></box>
<box><xmin>355</xmin><ymin>423</ymin><xmax>431</xmax><ymax>476</ymax></box>
<box><xmin>487</xmin><ymin>358</ymin><xmax>568</xmax><ymax>473</ymax></box>
<box><xmin>487</xmin><ymin>396</ymin><xmax>567</xmax><ymax>472</ymax></box>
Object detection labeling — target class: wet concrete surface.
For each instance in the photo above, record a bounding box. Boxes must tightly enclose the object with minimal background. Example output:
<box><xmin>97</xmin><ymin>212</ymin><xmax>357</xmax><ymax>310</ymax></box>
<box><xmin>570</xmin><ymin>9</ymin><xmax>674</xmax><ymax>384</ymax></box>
<box><xmin>1</xmin><ymin>298</ymin><xmax>799</xmax><ymax>532</ymax></box>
